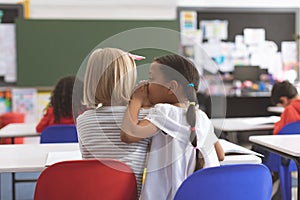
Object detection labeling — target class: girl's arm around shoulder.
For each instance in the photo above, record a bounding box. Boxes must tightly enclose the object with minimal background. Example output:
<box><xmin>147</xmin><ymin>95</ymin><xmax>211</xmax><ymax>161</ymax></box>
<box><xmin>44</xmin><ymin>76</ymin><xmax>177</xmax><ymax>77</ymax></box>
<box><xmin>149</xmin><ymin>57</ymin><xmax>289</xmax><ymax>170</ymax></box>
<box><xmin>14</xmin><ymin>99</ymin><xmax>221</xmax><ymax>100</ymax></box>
<box><xmin>120</xmin><ymin>119</ymin><xmax>157</xmax><ymax>143</ymax></box>
<box><xmin>214</xmin><ymin>141</ymin><xmax>225</xmax><ymax>161</ymax></box>
<box><xmin>121</xmin><ymin>100</ymin><xmax>158</xmax><ymax>143</ymax></box>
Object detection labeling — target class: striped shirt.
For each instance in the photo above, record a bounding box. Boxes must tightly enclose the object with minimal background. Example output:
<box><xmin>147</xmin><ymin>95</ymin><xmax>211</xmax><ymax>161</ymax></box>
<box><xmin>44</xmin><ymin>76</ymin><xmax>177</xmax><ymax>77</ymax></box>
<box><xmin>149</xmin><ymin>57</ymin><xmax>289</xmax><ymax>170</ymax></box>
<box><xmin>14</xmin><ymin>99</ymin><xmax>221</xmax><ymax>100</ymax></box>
<box><xmin>76</xmin><ymin>106</ymin><xmax>150</xmax><ymax>195</ymax></box>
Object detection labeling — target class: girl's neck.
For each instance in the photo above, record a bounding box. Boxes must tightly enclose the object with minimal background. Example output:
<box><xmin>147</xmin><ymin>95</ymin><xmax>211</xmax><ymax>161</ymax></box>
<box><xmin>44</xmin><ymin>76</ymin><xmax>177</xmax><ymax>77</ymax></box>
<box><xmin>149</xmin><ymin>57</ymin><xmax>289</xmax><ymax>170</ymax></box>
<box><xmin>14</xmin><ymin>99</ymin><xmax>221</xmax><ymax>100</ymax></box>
<box><xmin>173</xmin><ymin>102</ymin><xmax>188</xmax><ymax>108</ymax></box>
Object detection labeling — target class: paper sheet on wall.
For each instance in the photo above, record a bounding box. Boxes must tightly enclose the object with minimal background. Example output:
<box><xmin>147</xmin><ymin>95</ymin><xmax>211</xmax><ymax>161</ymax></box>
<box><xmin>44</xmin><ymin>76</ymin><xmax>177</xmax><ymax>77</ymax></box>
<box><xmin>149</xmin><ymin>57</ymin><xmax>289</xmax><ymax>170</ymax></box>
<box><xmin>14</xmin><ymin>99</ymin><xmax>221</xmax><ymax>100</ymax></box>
<box><xmin>181</xmin><ymin>30</ymin><xmax>202</xmax><ymax>46</ymax></box>
<box><xmin>12</xmin><ymin>88</ymin><xmax>37</xmax><ymax>123</ymax></box>
<box><xmin>281</xmin><ymin>41</ymin><xmax>297</xmax><ymax>64</ymax></box>
<box><xmin>244</xmin><ymin>28</ymin><xmax>265</xmax><ymax>45</ymax></box>
<box><xmin>0</xmin><ymin>88</ymin><xmax>12</xmax><ymax>114</ymax></box>
<box><xmin>268</xmin><ymin>52</ymin><xmax>283</xmax><ymax>81</ymax></box>
<box><xmin>36</xmin><ymin>91</ymin><xmax>51</xmax><ymax>122</ymax></box>
<box><xmin>200</xmin><ymin>20</ymin><xmax>228</xmax><ymax>40</ymax></box>
<box><xmin>0</xmin><ymin>24</ymin><xmax>16</xmax><ymax>82</ymax></box>
<box><xmin>180</xmin><ymin>11</ymin><xmax>197</xmax><ymax>31</ymax></box>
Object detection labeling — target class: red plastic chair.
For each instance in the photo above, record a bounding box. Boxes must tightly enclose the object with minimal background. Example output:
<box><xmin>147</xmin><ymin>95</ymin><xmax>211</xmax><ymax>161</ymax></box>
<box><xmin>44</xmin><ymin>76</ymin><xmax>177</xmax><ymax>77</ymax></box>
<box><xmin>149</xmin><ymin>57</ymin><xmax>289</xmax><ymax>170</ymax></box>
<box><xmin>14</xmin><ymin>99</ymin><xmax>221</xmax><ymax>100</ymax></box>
<box><xmin>34</xmin><ymin>159</ymin><xmax>138</xmax><ymax>200</ymax></box>
<box><xmin>0</xmin><ymin>112</ymin><xmax>25</xmax><ymax>144</ymax></box>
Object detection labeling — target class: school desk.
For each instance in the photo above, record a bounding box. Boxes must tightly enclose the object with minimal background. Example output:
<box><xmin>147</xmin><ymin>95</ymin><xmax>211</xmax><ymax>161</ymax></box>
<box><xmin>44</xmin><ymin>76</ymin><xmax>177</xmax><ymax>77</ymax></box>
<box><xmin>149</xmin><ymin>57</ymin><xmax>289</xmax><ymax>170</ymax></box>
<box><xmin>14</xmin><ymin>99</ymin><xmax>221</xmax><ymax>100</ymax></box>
<box><xmin>0</xmin><ymin>143</ymin><xmax>79</xmax><ymax>200</ymax></box>
<box><xmin>211</xmin><ymin>116</ymin><xmax>279</xmax><ymax>132</ymax></box>
<box><xmin>211</xmin><ymin>116</ymin><xmax>280</xmax><ymax>142</ymax></box>
<box><xmin>45</xmin><ymin>139</ymin><xmax>262</xmax><ymax>166</ymax></box>
<box><xmin>0</xmin><ymin>140</ymin><xmax>261</xmax><ymax>199</ymax></box>
<box><xmin>267</xmin><ymin>106</ymin><xmax>284</xmax><ymax>114</ymax></box>
<box><xmin>249</xmin><ymin>135</ymin><xmax>300</xmax><ymax>200</ymax></box>
<box><xmin>0</xmin><ymin>123</ymin><xmax>39</xmax><ymax>144</ymax></box>
<box><xmin>0</xmin><ymin>141</ymin><xmax>260</xmax><ymax>173</ymax></box>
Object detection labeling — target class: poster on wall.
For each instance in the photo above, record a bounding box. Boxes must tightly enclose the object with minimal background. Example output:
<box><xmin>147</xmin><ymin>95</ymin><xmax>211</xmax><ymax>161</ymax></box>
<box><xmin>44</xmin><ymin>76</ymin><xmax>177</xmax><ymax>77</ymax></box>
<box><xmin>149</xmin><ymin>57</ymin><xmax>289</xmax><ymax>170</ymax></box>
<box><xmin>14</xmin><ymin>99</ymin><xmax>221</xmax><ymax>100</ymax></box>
<box><xmin>0</xmin><ymin>88</ymin><xmax>11</xmax><ymax>115</ymax></box>
<box><xmin>0</xmin><ymin>24</ymin><xmax>16</xmax><ymax>82</ymax></box>
<box><xmin>36</xmin><ymin>91</ymin><xmax>51</xmax><ymax>122</ymax></box>
<box><xmin>199</xmin><ymin>20</ymin><xmax>228</xmax><ymax>40</ymax></box>
<box><xmin>12</xmin><ymin>88</ymin><xmax>37</xmax><ymax>123</ymax></box>
<box><xmin>180</xmin><ymin>11</ymin><xmax>197</xmax><ymax>31</ymax></box>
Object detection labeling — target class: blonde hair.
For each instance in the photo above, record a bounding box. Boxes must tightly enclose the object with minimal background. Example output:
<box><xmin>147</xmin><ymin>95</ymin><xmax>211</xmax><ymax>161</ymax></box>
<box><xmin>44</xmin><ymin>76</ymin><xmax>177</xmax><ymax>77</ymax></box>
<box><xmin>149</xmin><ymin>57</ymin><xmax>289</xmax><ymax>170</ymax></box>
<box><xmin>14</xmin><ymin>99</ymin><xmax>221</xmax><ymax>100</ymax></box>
<box><xmin>83</xmin><ymin>48</ymin><xmax>136</xmax><ymax>108</ymax></box>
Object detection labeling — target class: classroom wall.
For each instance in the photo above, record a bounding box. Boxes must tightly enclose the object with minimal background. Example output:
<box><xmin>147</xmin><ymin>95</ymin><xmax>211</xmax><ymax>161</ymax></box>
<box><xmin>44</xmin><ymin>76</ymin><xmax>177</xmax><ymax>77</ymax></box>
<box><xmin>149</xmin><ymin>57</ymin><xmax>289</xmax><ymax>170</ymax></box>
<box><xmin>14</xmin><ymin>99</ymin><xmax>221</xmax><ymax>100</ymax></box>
<box><xmin>30</xmin><ymin>0</ymin><xmax>300</xmax><ymax>23</ymax></box>
<box><xmin>13</xmin><ymin>0</ymin><xmax>177</xmax><ymax>20</ymax></box>
<box><xmin>5</xmin><ymin>0</ymin><xmax>300</xmax><ymax>20</ymax></box>
<box><xmin>6</xmin><ymin>0</ymin><xmax>300</xmax><ymax>86</ymax></box>
<box><xmin>178</xmin><ymin>0</ymin><xmax>300</xmax><ymax>8</ymax></box>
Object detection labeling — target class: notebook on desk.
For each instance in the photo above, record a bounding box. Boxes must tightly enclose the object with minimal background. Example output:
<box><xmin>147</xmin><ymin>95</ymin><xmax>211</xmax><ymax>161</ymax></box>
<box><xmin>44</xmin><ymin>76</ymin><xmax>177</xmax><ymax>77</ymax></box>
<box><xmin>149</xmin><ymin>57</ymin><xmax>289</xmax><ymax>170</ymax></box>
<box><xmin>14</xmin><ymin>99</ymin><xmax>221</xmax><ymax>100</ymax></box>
<box><xmin>220</xmin><ymin>155</ymin><xmax>262</xmax><ymax>165</ymax></box>
<box><xmin>219</xmin><ymin>139</ymin><xmax>264</xmax><ymax>157</ymax></box>
<box><xmin>45</xmin><ymin>150</ymin><xmax>82</xmax><ymax>166</ymax></box>
<box><xmin>242</xmin><ymin>116</ymin><xmax>280</xmax><ymax>125</ymax></box>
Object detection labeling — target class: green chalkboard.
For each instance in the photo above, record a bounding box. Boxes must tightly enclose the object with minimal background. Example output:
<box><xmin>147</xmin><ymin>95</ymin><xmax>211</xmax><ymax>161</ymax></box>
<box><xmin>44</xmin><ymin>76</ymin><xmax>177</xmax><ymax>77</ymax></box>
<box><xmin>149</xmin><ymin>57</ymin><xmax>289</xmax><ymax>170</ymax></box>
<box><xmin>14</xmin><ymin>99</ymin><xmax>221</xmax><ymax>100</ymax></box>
<box><xmin>16</xmin><ymin>19</ymin><xmax>179</xmax><ymax>86</ymax></box>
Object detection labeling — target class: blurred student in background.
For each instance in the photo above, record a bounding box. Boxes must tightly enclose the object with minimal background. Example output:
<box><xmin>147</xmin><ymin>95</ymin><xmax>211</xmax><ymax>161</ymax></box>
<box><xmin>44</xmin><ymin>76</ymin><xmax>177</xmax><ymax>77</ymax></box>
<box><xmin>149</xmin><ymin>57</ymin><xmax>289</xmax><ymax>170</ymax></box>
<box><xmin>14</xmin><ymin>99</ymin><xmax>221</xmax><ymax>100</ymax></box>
<box><xmin>36</xmin><ymin>75</ymin><xmax>84</xmax><ymax>133</ymax></box>
<box><xmin>271</xmin><ymin>80</ymin><xmax>300</xmax><ymax>134</ymax></box>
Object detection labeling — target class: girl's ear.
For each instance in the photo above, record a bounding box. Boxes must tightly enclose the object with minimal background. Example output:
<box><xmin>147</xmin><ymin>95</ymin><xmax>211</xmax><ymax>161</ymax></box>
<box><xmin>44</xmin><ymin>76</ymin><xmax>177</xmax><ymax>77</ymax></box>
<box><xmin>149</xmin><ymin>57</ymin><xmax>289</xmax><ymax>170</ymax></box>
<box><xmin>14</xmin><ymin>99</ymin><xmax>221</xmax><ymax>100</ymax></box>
<box><xmin>168</xmin><ymin>80</ymin><xmax>178</xmax><ymax>94</ymax></box>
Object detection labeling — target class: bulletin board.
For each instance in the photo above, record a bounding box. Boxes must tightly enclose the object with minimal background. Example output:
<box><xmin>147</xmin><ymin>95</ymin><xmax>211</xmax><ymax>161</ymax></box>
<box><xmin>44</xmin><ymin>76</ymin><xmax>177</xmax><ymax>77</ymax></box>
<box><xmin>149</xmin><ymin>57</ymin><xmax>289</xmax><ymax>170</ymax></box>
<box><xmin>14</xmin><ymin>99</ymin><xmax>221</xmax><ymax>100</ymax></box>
<box><xmin>178</xmin><ymin>7</ymin><xmax>299</xmax><ymax>50</ymax></box>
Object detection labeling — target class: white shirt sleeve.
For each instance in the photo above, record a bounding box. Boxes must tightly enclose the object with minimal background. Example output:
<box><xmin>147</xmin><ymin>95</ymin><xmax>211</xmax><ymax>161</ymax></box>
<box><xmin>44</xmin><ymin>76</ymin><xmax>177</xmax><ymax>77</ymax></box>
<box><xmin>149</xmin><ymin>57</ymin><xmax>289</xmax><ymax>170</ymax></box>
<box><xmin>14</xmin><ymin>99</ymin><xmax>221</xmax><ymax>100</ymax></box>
<box><xmin>145</xmin><ymin>104</ymin><xmax>190</xmax><ymax>143</ymax></box>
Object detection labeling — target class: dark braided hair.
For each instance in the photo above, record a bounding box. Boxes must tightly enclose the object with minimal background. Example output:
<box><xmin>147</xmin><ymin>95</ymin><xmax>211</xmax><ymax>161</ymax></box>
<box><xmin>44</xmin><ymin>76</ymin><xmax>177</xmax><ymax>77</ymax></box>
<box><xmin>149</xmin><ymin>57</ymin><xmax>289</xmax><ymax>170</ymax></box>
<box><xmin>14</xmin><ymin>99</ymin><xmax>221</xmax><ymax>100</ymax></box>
<box><xmin>50</xmin><ymin>76</ymin><xmax>76</xmax><ymax>123</ymax></box>
<box><xmin>154</xmin><ymin>54</ymin><xmax>204</xmax><ymax>171</ymax></box>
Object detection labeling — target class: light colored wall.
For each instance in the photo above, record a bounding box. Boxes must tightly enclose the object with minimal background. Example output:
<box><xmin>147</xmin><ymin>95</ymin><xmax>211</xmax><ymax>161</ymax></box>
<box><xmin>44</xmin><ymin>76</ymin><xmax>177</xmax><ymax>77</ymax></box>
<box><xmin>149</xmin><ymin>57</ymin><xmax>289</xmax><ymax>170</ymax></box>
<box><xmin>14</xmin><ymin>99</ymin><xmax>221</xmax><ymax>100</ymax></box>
<box><xmin>178</xmin><ymin>0</ymin><xmax>300</xmax><ymax>8</ymax></box>
<box><xmin>29</xmin><ymin>0</ymin><xmax>176</xmax><ymax>20</ymax></box>
<box><xmin>2</xmin><ymin>0</ymin><xmax>300</xmax><ymax>20</ymax></box>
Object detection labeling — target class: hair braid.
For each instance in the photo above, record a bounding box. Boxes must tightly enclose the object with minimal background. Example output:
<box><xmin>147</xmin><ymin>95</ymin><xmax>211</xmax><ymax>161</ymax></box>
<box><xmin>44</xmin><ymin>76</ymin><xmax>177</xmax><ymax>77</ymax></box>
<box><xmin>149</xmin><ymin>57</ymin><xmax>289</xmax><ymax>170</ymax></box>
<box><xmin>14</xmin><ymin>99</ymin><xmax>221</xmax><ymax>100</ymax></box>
<box><xmin>186</xmin><ymin>86</ymin><xmax>204</xmax><ymax>170</ymax></box>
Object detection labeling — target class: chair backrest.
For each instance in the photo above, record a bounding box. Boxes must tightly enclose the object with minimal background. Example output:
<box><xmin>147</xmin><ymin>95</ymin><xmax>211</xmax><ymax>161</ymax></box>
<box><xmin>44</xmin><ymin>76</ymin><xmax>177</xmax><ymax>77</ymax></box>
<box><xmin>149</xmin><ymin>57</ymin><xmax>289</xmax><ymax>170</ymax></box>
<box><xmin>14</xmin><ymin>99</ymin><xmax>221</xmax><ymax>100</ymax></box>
<box><xmin>34</xmin><ymin>159</ymin><xmax>137</xmax><ymax>200</ymax></box>
<box><xmin>279</xmin><ymin>121</ymin><xmax>300</xmax><ymax>134</ymax></box>
<box><xmin>0</xmin><ymin>112</ymin><xmax>25</xmax><ymax>144</ymax></box>
<box><xmin>40</xmin><ymin>124</ymin><xmax>78</xmax><ymax>143</ymax></box>
<box><xmin>174</xmin><ymin>164</ymin><xmax>272</xmax><ymax>200</ymax></box>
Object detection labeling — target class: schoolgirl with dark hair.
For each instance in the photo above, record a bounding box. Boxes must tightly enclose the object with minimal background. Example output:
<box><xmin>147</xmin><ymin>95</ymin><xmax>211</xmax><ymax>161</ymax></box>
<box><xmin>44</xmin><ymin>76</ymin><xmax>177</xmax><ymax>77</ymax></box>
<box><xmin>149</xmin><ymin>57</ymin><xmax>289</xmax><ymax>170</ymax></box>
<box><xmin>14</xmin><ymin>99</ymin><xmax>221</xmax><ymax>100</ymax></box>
<box><xmin>36</xmin><ymin>75</ymin><xmax>83</xmax><ymax>133</ymax></box>
<box><xmin>121</xmin><ymin>54</ymin><xmax>224</xmax><ymax>200</ymax></box>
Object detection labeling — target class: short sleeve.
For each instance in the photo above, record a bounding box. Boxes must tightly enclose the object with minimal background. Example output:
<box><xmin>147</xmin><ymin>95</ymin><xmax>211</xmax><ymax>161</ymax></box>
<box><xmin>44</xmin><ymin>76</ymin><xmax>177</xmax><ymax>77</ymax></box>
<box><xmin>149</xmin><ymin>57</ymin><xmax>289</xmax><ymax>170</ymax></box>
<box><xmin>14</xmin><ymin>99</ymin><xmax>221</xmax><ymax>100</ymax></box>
<box><xmin>145</xmin><ymin>104</ymin><xmax>190</xmax><ymax>143</ymax></box>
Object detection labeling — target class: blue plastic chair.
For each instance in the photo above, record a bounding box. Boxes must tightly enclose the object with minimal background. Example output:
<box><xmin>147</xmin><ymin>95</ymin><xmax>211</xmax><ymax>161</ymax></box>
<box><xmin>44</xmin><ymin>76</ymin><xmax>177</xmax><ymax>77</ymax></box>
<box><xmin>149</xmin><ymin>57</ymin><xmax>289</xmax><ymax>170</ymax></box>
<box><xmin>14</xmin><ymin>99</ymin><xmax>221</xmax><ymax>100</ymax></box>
<box><xmin>264</xmin><ymin>121</ymin><xmax>300</xmax><ymax>200</ymax></box>
<box><xmin>40</xmin><ymin>124</ymin><xmax>78</xmax><ymax>143</ymax></box>
<box><xmin>174</xmin><ymin>164</ymin><xmax>272</xmax><ymax>200</ymax></box>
